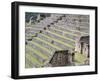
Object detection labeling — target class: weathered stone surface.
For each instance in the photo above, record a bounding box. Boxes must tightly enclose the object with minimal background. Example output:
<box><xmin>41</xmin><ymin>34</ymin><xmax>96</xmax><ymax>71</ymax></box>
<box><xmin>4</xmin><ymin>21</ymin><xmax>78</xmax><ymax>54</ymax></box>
<box><xmin>25</xmin><ymin>13</ymin><xmax>89</xmax><ymax>68</ymax></box>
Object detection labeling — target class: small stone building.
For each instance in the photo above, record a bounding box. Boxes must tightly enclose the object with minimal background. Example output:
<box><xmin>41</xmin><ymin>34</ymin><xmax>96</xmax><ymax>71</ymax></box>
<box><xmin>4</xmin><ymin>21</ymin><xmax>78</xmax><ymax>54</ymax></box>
<box><xmin>75</xmin><ymin>36</ymin><xmax>89</xmax><ymax>57</ymax></box>
<box><xmin>49</xmin><ymin>50</ymin><xmax>73</xmax><ymax>67</ymax></box>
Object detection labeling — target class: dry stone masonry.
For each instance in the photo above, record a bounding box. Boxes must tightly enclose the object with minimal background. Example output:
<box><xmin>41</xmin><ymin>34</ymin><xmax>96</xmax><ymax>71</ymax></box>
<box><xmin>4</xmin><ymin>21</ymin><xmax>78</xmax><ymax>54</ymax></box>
<box><xmin>25</xmin><ymin>13</ymin><xmax>89</xmax><ymax>68</ymax></box>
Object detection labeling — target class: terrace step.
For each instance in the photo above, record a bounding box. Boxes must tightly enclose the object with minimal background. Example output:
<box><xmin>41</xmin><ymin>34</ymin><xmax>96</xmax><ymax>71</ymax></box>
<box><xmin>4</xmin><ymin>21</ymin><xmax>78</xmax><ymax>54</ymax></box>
<box><xmin>33</xmin><ymin>37</ymin><xmax>63</xmax><ymax>51</ymax></box>
<box><xmin>38</xmin><ymin>33</ymin><xmax>75</xmax><ymax>50</ymax></box>
<box><xmin>26</xmin><ymin>45</ymin><xmax>48</xmax><ymax>61</ymax></box>
<box><xmin>28</xmin><ymin>41</ymin><xmax>52</xmax><ymax>57</ymax></box>
<box><xmin>25</xmin><ymin>57</ymin><xmax>34</xmax><ymax>68</ymax></box>
<box><xmin>50</xmin><ymin>27</ymin><xmax>79</xmax><ymax>37</ymax></box>
<box><xmin>53</xmin><ymin>25</ymin><xmax>89</xmax><ymax>36</ymax></box>
<box><xmin>25</xmin><ymin>52</ymin><xmax>44</xmax><ymax>68</ymax></box>
<box><xmin>26</xmin><ymin>47</ymin><xmax>46</xmax><ymax>64</ymax></box>
<box><xmin>42</xmin><ymin>30</ymin><xmax>75</xmax><ymax>47</ymax></box>
<box><xmin>37</xmin><ymin>34</ymin><xmax>68</xmax><ymax>50</ymax></box>
<box><xmin>48</xmin><ymin>27</ymin><xmax>78</xmax><ymax>41</ymax></box>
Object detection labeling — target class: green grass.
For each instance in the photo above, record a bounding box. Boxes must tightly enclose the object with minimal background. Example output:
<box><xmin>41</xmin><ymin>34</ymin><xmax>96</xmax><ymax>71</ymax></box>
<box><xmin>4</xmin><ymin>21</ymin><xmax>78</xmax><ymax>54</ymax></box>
<box><xmin>25</xmin><ymin>63</ymin><xmax>31</xmax><ymax>68</ymax></box>
<box><xmin>26</xmin><ymin>45</ymin><xmax>49</xmax><ymax>60</ymax></box>
<box><xmin>41</xmin><ymin>33</ymin><xmax>75</xmax><ymax>48</ymax></box>
<box><xmin>30</xmin><ymin>41</ymin><xmax>52</xmax><ymax>54</ymax></box>
<box><xmin>26</xmin><ymin>53</ymin><xmax>44</xmax><ymax>67</ymax></box>
<box><xmin>50</xmin><ymin>27</ymin><xmax>79</xmax><ymax>37</ymax></box>
<box><xmin>56</xmin><ymin>26</ymin><xmax>88</xmax><ymax>35</ymax></box>
<box><xmin>35</xmin><ymin>37</ymin><xmax>63</xmax><ymax>50</ymax></box>
<box><xmin>74</xmin><ymin>53</ymin><xmax>87</xmax><ymax>65</ymax></box>
<box><xmin>25</xmin><ymin>58</ymin><xmax>33</xmax><ymax>68</ymax></box>
<box><xmin>46</xmin><ymin>30</ymin><xmax>76</xmax><ymax>42</ymax></box>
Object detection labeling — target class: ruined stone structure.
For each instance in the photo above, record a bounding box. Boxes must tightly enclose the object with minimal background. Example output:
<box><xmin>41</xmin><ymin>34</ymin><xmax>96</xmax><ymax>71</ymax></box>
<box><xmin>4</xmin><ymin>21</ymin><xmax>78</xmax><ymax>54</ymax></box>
<box><xmin>25</xmin><ymin>13</ymin><xmax>89</xmax><ymax>68</ymax></box>
<box><xmin>77</xmin><ymin>36</ymin><xmax>89</xmax><ymax>57</ymax></box>
<box><xmin>49</xmin><ymin>50</ymin><xmax>73</xmax><ymax>67</ymax></box>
